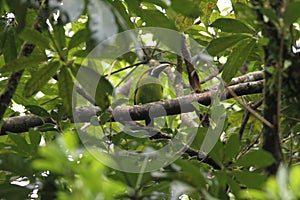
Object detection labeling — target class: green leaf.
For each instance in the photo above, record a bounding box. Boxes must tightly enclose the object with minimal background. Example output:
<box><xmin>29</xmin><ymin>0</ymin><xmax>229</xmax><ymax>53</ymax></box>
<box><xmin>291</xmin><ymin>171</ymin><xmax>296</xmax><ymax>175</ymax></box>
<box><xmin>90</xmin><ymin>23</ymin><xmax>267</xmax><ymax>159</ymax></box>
<box><xmin>142</xmin><ymin>181</ymin><xmax>170</xmax><ymax>196</ymax></box>
<box><xmin>68</xmin><ymin>29</ymin><xmax>89</xmax><ymax>50</ymax></box>
<box><xmin>63</xmin><ymin>130</ymin><xmax>78</xmax><ymax>150</ymax></box>
<box><xmin>87</xmin><ymin>1</ymin><xmax>118</xmax><ymax>44</ymax></box>
<box><xmin>117</xmin><ymin>51</ymin><xmax>137</xmax><ymax>65</ymax></box>
<box><xmin>208</xmin><ymin>139</ymin><xmax>224</xmax><ymax>168</ymax></box>
<box><xmin>24</xmin><ymin>61</ymin><xmax>61</xmax><ymax>97</ymax></box>
<box><xmin>201</xmin><ymin>104</ymin><xmax>226</xmax><ymax>154</ymax></box>
<box><xmin>140</xmin><ymin>10</ymin><xmax>175</xmax><ymax>29</ymax></box>
<box><xmin>53</xmin><ymin>24</ymin><xmax>66</xmax><ymax>50</ymax></box>
<box><xmin>5</xmin><ymin>0</ymin><xmax>27</xmax><ymax>32</ymax></box>
<box><xmin>232</xmin><ymin>170</ymin><xmax>267</xmax><ymax>189</ymax></box>
<box><xmin>171</xmin><ymin>0</ymin><xmax>201</xmax><ymax>18</ymax></box>
<box><xmin>224</xmin><ymin>134</ymin><xmax>241</xmax><ymax>163</ymax></box>
<box><xmin>50</xmin><ymin>110</ymin><xmax>63</xmax><ymax>121</ymax></box>
<box><xmin>29</xmin><ymin>129</ymin><xmax>42</xmax><ymax>147</ymax></box>
<box><xmin>210</xmin><ymin>18</ymin><xmax>255</xmax><ymax>34</ymax></box>
<box><xmin>290</xmin><ymin>165</ymin><xmax>300</xmax><ymax>198</ymax></box>
<box><xmin>173</xmin><ymin>159</ymin><xmax>207</xmax><ymax>188</ymax></box>
<box><xmin>190</xmin><ymin>127</ymin><xmax>207</xmax><ymax>150</ymax></box>
<box><xmin>260</xmin><ymin>8</ymin><xmax>279</xmax><ymax>25</ymax></box>
<box><xmin>58</xmin><ymin>66</ymin><xmax>74</xmax><ymax>116</ymax></box>
<box><xmin>213</xmin><ymin>171</ymin><xmax>229</xmax><ymax>194</ymax></box>
<box><xmin>8</xmin><ymin>133</ymin><xmax>30</xmax><ymax>154</ymax></box>
<box><xmin>221</xmin><ymin>38</ymin><xmax>256</xmax><ymax>83</ymax></box>
<box><xmin>108</xmin><ymin>1</ymin><xmax>134</xmax><ymax>29</ymax></box>
<box><xmin>124</xmin><ymin>0</ymin><xmax>143</xmax><ymax>16</ymax></box>
<box><xmin>239</xmin><ymin>189</ymin><xmax>269</xmax><ymax>200</ymax></box>
<box><xmin>76</xmin><ymin>66</ymin><xmax>113</xmax><ymax>110</ymax></box>
<box><xmin>125</xmin><ymin>0</ymin><xmax>174</xmax><ymax>29</ymax></box>
<box><xmin>175</xmin><ymin>15</ymin><xmax>194</xmax><ymax>32</ymax></box>
<box><xmin>0</xmin><ymin>54</ymin><xmax>47</xmax><ymax>73</ymax></box>
<box><xmin>37</xmin><ymin>123</ymin><xmax>58</xmax><ymax>132</ymax></box>
<box><xmin>98</xmin><ymin>112</ymin><xmax>112</xmax><ymax>125</ymax></box>
<box><xmin>0</xmin><ymin>182</ymin><xmax>30</xmax><ymax>200</ymax></box>
<box><xmin>32</xmin><ymin>143</ymin><xmax>68</xmax><ymax>174</ymax></box>
<box><xmin>233</xmin><ymin>150</ymin><xmax>275</xmax><ymax>168</ymax></box>
<box><xmin>106</xmin><ymin>1</ymin><xmax>135</xmax><ymax>29</ymax></box>
<box><xmin>226</xmin><ymin>175</ymin><xmax>242</xmax><ymax>197</ymax></box>
<box><xmin>284</xmin><ymin>2</ymin><xmax>300</xmax><ymax>25</ymax></box>
<box><xmin>19</xmin><ymin>28</ymin><xmax>51</xmax><ymax>49</ymax></box>
<box><xmin>142</xmin><ymin>0</ymin><xmax>168</xmax><ymax>9</ymax></box>
<box><xmin>2</xmin><ymin>28</ymin><xmax>18</xmax><ymax>63</ymax></box>
<box><xmin>234</xmin><ymin>3</ymin><xmax>258</xmax><ymax>28</ymax></box>
<box><xmin>0</xmin><ymin>153</ymin><xmax>32</xmax><ymax>176</ymax></box>
<box><xmin>25</xmin><ymin>105</ymin><xmax>50</xmax><ymax>118</ymax></box>
<box><xmin>207</xmin><ymin>34</ymin><xmax>250</xmax><ymax>56</ymax></box>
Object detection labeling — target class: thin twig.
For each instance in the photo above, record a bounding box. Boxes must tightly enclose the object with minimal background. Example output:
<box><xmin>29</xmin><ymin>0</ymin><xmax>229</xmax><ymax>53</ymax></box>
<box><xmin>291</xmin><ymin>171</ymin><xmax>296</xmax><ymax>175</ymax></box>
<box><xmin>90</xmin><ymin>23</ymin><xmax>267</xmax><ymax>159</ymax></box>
<box><xmin>238</xmin><ymin>99</ymin><xmax>263</xmax><ymax>139</ymax></box>
<box><xmin>226</xmin><ymin>86</ymin><xmax>274</xmax><ymax>129</ymax></box>
<box><xmin>236</xmin><ymin>131</ymin><xmax>262</xmax><ymax>160</ymax></box>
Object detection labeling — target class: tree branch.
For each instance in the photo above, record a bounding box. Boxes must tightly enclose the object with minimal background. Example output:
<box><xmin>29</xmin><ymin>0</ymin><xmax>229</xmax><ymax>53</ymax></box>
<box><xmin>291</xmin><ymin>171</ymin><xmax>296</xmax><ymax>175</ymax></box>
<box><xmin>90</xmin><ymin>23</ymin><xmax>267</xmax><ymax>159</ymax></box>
<box><xmin>112</xmin><ymin>80</ymin><xmax>263</xmax><ymax>122</ymax></box>
<box><xmin>181</xmin><ymin>34</ymin><xmax>201</xmax><ymax>91</ymax></box>
<box><xmin>1</xmin><ymin>78</ymin><xmax>264</xmax><ymax>135</ymax></box>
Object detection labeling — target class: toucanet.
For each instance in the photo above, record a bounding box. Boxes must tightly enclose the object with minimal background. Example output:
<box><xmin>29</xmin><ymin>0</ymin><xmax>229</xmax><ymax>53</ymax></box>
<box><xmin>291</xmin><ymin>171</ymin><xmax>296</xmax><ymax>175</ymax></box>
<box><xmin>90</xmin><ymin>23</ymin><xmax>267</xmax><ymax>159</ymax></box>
<box><xmin>134</xmin><ymin>63</ymin><xmax>169</xmax><ymax>126</ymax></box>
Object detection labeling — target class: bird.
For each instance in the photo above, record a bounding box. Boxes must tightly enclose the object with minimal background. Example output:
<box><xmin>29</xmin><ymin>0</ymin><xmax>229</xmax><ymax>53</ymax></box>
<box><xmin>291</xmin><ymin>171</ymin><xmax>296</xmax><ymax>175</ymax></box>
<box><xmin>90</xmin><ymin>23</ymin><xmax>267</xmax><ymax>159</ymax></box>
<box><xmin>134</xmin><ymin>63</ymin><xmax>169</xmax><ymax>127</ymax></box>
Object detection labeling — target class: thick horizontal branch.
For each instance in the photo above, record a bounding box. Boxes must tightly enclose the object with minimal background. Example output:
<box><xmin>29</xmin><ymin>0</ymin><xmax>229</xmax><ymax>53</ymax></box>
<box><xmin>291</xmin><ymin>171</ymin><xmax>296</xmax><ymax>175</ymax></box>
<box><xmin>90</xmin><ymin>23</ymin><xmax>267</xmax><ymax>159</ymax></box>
<box><xmin>112</xmin><ymin>80</ymin><xmax>263</xmax><ymax>122</ymax></box>
<box><xmin>228</xmin><ymin>71</ymin><xmax>264</xmax><ymax>86</ymax></box>
<box><xmin>1</xmin><ymin>78</ymin><xmax>264</xmax><ymax>135</ymax></box>
<box><xmin>0</xmin><ymin>115</ymin><xmax>54</xmax><ymax>135</ymax></box>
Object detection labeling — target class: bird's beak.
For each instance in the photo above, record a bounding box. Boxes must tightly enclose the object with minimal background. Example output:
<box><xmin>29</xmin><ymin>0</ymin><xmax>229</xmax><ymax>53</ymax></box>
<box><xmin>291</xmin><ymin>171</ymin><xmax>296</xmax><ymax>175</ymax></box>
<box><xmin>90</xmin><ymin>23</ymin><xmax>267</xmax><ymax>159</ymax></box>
<box><xmin>150</xmin><ymin>63</ymin><xmax>169</xmax><ymax>77</ymax></box>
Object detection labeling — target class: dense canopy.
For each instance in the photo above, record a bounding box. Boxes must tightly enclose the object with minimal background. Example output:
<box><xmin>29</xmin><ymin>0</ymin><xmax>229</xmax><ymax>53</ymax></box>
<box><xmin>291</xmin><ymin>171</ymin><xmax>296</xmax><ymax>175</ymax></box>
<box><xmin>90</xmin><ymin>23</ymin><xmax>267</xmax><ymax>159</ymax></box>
<box><xmin>0</xmin><ymin>0</ymin><xmax>300</xmax><ymax>199</ymax></box>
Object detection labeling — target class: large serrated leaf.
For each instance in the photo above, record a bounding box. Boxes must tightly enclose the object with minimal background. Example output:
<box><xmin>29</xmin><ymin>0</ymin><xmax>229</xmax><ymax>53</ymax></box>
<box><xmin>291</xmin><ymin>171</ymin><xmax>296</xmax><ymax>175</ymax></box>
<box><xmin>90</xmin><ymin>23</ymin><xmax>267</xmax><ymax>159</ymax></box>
<box><xmin>207</xmin><ymin>34</ymin><xmax>250</xmax><ymax>56</ymax></box>
<box><xmin>0</xmin><ymin>54</ymin><xmax>47</xmax><ymax>73</ymax></box>
<box><xmin>221</xmin><ymin>38</ymin><xmax>256</xmax><ymax>83</ymax></box>
<box><xmin>19</xmin><ymin>28</ymin><xmax>51</xmax><ymax>49</ymax></box>
<box><xmin>58</xmin><ymin>66</ymin><xmax>74</xmax><ymax>116</ymax></box>
<box><xmin>211</xmin><ymin>18</ymin><xmax>255</xmax><ymax>34</ymax></box>
<box><xmin>24</xmin><ymin>61</ymin><xmax>61</xmax><ymax>97</ymax></box>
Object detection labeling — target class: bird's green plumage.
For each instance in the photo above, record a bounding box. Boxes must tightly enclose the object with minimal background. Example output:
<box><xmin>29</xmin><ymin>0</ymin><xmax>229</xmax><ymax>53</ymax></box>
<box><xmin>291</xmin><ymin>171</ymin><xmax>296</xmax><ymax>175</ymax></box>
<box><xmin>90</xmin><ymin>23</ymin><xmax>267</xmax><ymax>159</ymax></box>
<box><xmin>134</xmin><ymin>64</ymin><xmax>168</xmax><ymax>126</ymax></box>
<box><xmin>134</xmin><ymin>76</ymin><xmax>163</xmax><ymax>105</ymax></box>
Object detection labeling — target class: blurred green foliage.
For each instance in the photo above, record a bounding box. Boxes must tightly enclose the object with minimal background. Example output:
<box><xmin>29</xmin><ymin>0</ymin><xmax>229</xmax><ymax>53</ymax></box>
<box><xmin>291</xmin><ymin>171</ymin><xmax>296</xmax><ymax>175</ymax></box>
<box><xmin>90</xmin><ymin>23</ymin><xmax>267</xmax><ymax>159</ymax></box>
<box><xmin>0</xmin><ymin>0</ymin><xmax>300</xmax><ymax>199</ymax></box>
